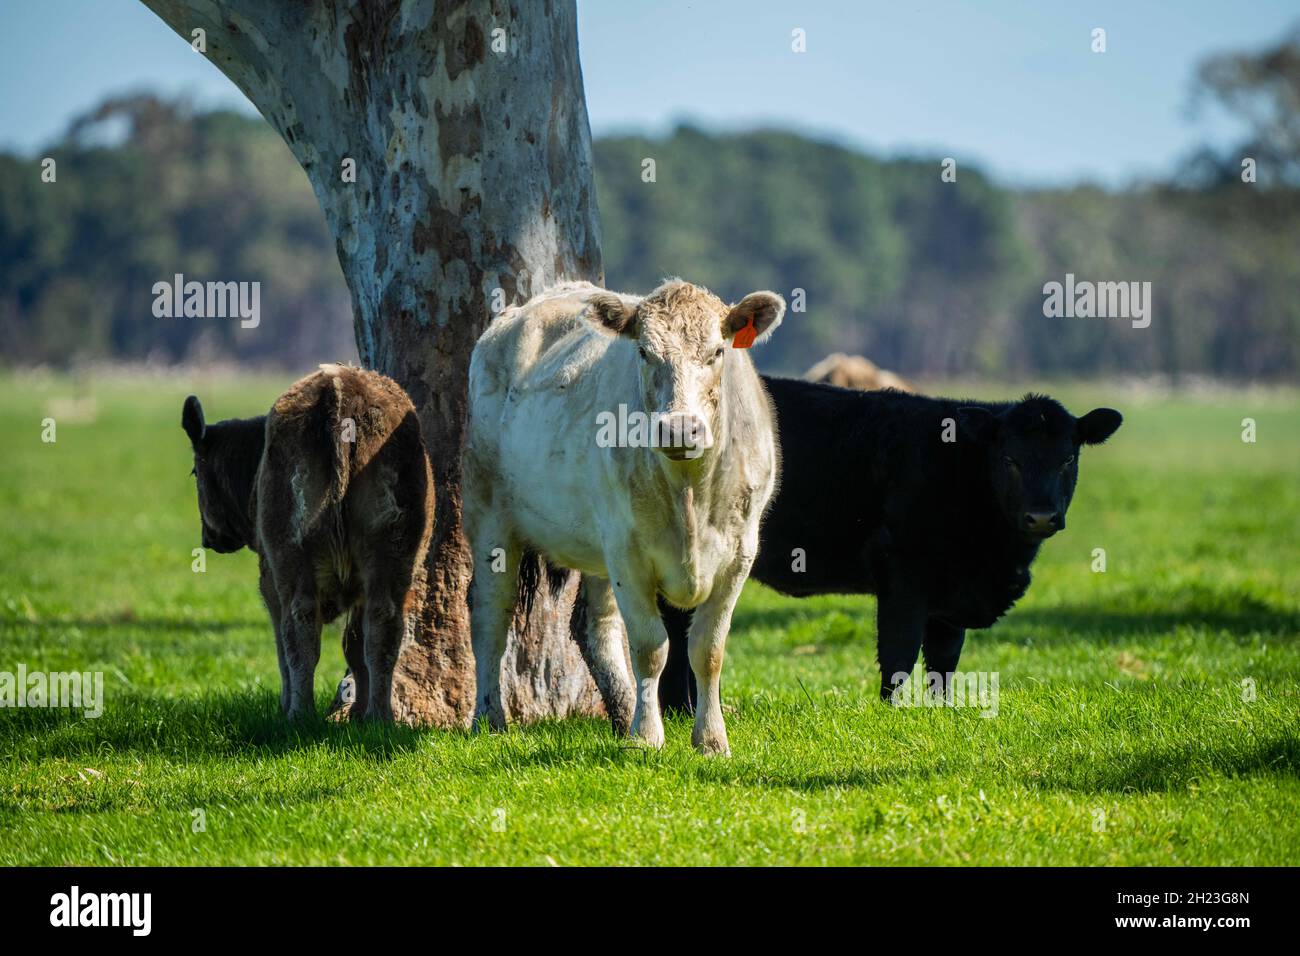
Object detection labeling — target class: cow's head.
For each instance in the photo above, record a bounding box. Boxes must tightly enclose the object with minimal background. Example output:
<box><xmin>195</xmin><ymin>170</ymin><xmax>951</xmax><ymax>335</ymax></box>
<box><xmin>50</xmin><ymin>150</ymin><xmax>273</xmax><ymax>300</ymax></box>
<box><xmin>958</xmin><ymin>396</ymin><xmax>1122</xmax><ymax>541</ymax></box>
<box><xmin>589</xmin><ymin>280</ymin><xmax>785</xmax><ymax>461</ymax></box>
<box><xmin>182</xmin><ymin>395</ymin><xmax>259</xmax><ymax>553</ymax></box>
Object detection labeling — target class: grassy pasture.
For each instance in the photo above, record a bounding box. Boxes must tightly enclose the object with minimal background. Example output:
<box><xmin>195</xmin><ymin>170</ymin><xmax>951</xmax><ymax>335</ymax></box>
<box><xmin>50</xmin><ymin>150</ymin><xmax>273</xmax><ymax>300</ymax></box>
<box><xmin>1</xmin><ymin>371</ymin><xmax>1297</xmax><ymax>865</ymax></box>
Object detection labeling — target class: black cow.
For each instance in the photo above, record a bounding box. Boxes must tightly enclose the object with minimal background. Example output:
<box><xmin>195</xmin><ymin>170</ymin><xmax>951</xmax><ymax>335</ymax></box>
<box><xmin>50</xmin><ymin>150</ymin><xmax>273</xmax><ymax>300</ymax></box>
<box><xmin>659</xmin><ymin>377</ymin><xmax>1122</xmax><ymax>709</ymax></box>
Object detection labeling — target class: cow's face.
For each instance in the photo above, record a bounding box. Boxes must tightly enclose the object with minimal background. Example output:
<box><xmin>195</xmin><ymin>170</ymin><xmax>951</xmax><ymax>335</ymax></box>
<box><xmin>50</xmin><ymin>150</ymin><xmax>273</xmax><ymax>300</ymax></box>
<box><xmin>958</xmin><ymin>397</ymin><xmax>1122</xmax><ymax>541</ymax></box>
<box><xmin>590</xmin><ymin>282</ymin><xmax>785</xmax><ymax>461</ymax></box>
<box><xmin>182</xmin><ymin>395</ymin><xmax>249</xmax><ymax>553</ymax></box>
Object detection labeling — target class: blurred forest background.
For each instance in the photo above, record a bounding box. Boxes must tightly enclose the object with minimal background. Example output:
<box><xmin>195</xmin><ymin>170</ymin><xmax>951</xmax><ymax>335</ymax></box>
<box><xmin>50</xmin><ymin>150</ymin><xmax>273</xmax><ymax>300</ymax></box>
<box><xmin>1</xmin><ymin>28</ymin><xmax>1297</xmax><ymax>381</ymax></box>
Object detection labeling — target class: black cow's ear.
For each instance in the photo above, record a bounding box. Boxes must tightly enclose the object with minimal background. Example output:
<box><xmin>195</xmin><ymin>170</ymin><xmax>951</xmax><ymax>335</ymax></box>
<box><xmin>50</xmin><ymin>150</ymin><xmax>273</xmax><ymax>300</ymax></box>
<box><xmin>587</xmin><ymin>292</ymin><xmax>638</xmax><ymax>338</ymax></box>
<box><xmin>1077</xmin><ymin>407</ymin><xmax>1123</xmax><ymax>445</ymax></box>
<box><xmin>957</xmin><ymin>406</ymin><xmax>999</xmax><ymax>443</ymax></box>
<box><xmin>182</xmin><ymin>395</ymin><xmax>206</xmax><ymax>446</ymax></box>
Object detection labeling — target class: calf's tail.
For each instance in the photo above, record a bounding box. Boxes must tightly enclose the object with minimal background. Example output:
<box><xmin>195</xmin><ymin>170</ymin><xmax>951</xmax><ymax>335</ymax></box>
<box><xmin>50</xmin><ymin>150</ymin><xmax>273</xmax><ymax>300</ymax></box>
<box><xmin>322</xmin><ymin>371</ymin><xmax>352</xmax><ymax>507</ymax></box>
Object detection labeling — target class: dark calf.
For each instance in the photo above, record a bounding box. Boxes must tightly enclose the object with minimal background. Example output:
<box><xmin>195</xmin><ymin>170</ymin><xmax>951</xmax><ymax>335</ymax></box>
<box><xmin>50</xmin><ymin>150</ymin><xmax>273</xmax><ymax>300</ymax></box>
<box><xmin>183</xmin><ymin>364</ymin><xmax>434</xmax><ymax>721</ymax></box>
<box><xmin>660</xmin><ymin>377</ymin><xmax>1122</xmax><ymax>709</ymax></box>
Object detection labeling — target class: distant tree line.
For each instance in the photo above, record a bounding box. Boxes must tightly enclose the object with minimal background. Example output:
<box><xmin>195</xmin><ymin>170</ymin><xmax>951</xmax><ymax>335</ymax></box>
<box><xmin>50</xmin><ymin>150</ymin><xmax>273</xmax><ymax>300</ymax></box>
<box><xmin>0</xmin><ymin>96</ymin><xmax>357</xmax><ymax>369</ymax></box>
<box><xmin>1</xmin><ymin>29</ymin><xmax>1297</xmax><ymax>379</ymax></box>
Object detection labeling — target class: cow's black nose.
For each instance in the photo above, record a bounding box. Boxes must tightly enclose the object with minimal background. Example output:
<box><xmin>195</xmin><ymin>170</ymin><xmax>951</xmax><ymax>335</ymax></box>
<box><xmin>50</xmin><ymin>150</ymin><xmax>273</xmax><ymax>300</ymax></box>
<box><xmin>1023</xmin><ymin>512</ymin><xmax>1059</xmax><ymax>535</ymax></box>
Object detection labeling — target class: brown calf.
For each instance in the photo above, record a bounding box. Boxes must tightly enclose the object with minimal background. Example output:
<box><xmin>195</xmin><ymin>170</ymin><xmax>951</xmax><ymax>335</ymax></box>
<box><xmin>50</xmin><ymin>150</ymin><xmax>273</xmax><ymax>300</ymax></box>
<box><xmin>804</xmin><ymin>352</ymin><xmax>916</xmax><ymax>393</ymax></box>
<box><xmin>182</xmin><ymin>364</ymin><xmax>434</xmax><ymax>721</ymax></box>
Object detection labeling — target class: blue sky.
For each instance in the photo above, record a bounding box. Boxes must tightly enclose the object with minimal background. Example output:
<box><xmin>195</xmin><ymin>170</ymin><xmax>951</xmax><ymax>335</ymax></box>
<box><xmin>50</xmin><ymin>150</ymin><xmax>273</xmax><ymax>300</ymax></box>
<box><xmin>0</xmin><ymin>0</ymin><xmax>1295</xmax><ymax>185</ymax></box>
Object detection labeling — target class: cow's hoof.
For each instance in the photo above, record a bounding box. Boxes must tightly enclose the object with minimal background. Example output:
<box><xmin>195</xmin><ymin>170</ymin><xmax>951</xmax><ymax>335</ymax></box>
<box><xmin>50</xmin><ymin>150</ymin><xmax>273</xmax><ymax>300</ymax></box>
<box><xmin>692</xmin><ymin>732</ymin><xmax>730</xmax><ymax>757</ymax></box>
<box><xmin>628</xmin><ymin>725</ymin><xmax>665</xmax><ymax>750</ymax></box>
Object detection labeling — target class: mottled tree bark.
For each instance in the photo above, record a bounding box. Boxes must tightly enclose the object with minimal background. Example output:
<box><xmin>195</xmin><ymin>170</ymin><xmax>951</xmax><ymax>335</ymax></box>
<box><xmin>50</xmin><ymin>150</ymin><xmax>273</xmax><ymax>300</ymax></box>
<box><xmin>140</xmin><ymin>0</ymin><xmax>605</xmax><ymax>725</ymax></box>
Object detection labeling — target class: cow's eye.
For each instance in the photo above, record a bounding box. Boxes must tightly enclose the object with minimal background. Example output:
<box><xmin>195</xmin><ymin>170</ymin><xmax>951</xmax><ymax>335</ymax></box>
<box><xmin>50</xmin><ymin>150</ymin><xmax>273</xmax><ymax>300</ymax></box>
<box><xmin>710</xmin><ymin>346</ymin><xmax>724</xmax><ymax>364</ymax></box>
<box><xmin>1003</xmin><ymin>456</ymin><xmax>1019</xmax><ymax>470</ymax></box>
<box><xmin>637</xmin><ymin>346</ymin><xmax>650</xmax><ymax>362</ymax></box>
<box><xmin>1060</xmin><ymin>455</ymin><xmax>1075</xmax><ymax>470</ymax></box>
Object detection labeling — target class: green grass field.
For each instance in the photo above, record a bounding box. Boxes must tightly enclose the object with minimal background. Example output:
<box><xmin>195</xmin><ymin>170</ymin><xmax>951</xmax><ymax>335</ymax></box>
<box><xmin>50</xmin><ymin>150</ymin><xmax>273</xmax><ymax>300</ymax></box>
<box><xmin>1</xmin><ymin>371</ymin><xmax>1297</xmax><ymax>865</ymax></box>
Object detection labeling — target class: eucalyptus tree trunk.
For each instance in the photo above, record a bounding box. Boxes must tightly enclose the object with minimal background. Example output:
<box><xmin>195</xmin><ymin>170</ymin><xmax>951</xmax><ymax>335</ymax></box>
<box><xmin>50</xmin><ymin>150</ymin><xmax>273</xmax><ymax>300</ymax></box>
<box><xmin>140</xmin><ymin>0</ymin><xmax>606</xmax><ymax>725</ymax></box>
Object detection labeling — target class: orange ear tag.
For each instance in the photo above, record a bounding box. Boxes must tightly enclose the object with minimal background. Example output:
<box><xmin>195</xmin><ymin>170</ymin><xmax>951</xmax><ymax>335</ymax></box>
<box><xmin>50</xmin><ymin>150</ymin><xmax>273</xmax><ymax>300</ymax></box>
<box><xmin>732</xmin><ymin>316</ymin><xmax>757</xmax><ymax>349</ymax></box>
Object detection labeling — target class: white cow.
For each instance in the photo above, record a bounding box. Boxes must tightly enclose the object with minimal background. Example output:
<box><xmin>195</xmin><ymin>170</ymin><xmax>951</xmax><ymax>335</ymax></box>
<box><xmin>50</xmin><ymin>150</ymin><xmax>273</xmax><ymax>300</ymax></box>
<box><xmin>464</xmin><ymin>279</ymin><xmax>785</xmax><ymax>754</ymax></box>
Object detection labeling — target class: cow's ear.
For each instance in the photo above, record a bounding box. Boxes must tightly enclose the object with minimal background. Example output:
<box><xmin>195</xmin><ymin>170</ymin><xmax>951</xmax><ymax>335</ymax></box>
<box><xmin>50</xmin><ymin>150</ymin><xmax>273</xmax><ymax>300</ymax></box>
<box><xmin>1077</xmin><ymin>407</ymin><xmax>1122</xmax><ymax>445</ymax></box>
<box><xmin>587</xmin><ymin>292</ymin><xmax>638</xmax><ymax>338</ymax></box>
<box><xmin>957</xmin><ymin>406</ymin><xmax>999</xmax><ymax>443</ymax></box>
<box><xmin>724</xmin><ymin>291</ymin><xmax>785</xmax><ymax>345</ymax></box>
<box><xmin>182</xmin><ymin>395</ymin><xmax>207</xmax><ymax>446</ymax></box>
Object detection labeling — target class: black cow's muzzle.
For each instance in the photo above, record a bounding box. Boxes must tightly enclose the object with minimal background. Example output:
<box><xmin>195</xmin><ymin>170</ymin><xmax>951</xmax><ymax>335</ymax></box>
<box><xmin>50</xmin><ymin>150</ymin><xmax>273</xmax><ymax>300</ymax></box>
<box><xmin>1021</xmin><ymin>511</ymin><xmax>1062</xmax><ymax>539</ymax></box>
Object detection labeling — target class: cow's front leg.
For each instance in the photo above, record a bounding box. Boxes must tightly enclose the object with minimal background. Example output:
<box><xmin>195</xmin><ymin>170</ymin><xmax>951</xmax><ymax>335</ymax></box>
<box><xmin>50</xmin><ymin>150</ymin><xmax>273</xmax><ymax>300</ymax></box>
<box><xmin>606</xmin><ymin>563</ymin><xmax>668</xmax><ymax>749</ymax></box>
<box><xmin>876</xmin><ymin>576</ymin><xmax>927</xmax><ymax>703</ymax></box>
<box><xmin>467</xmin><ymin>528</ymin><xmax>521</xmax><ymax>732</ymax></box>
<box><xmin>685</xmin><ymin>557</ymin><xmax>751</xmax><ymax>756</ymax></box>
<box><xmin>579</xmin><ymin>576</ymin><xmax>635</xmax><ymax>735</ymax></box>
<box><xmin>922</xmin><ymin>618</ymin><xmax>966</xmax><ymax>699</ymax></box>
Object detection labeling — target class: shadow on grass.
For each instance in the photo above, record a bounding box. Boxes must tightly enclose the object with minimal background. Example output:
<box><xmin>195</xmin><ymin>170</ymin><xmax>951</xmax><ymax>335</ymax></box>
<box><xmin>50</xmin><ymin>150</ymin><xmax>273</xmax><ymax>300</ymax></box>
<box><xmin>0</xmin><ymin>689</ymin><xmax>433</xmax><ymax>760</ymax></box>
<box><xmin>1030</xmin><ymin>735</ymin><xmax>1300</xmax><ymax>794</ymax></box>
<box><xmin>7</xmin><ymin>685</ymin><xmax>1295</xmax><ymax>803</ymax></box>
<box><xmin>732</xmin><ymin>596</ymin><xmax>1299</xmax><ymax>646</ymax></box>
<box><xmin>1003</xmin><ymin>604</ymin><xmax>1300</xmax><ymax>643</ymax></box>
<box><xmin>671</xmin><ymin>733</ymin><xmax>1300</xmax><ymax>796</ymax></box>
<box><xmin>481</xmin><ymin>712</ymin><xmax>1300</xmax><ymax>795</ymax></box>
